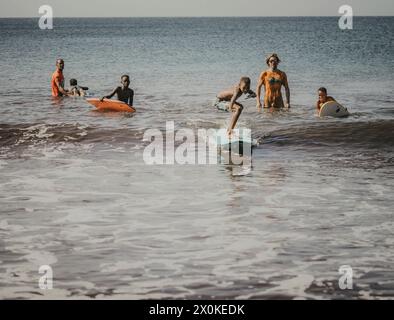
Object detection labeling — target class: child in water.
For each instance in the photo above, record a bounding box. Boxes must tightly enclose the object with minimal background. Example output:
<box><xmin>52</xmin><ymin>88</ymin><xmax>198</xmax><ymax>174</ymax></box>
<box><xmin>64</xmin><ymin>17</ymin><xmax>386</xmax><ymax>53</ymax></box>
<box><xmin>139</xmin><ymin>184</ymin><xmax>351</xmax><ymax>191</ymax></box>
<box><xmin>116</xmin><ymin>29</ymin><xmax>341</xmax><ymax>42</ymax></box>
<box><xmin>316</xmin><ymin>87</ymin><xmax>336</xmax><ymax>111</ymax></box>
<box><xmin>101</xmin><ymin>75</ymin><xmax>134</xmax><ymax>106</ymax></box>
<box><xmin>213</xmin><ymin>77</ymin><xmax>256</xmax><ymax>137</ymax></box>
<box><xmin>69</xmin><ymin>78</ymin><xmax>89</xmax><ymax>97</ymax></box>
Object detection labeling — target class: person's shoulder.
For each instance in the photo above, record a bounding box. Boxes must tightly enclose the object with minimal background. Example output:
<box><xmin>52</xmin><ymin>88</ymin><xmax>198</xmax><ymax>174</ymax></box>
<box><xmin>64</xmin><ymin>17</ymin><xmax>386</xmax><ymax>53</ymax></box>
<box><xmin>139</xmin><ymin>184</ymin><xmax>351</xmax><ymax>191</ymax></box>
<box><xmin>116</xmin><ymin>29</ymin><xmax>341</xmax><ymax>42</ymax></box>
<box><xmin>278</xmin><ymin>70</ymin><xmax>288</xmax><ymax>82</ymax></box>
<box><xmin>232</xmin><ymin>85</ymin><xmax>242</xmax><ymax>96</ymax></box>
<box><xmin>278</xmin><ymin>69</ymin><xmax>287</xmax><ymax>76</ymax></box>
<box><xmin>260</xmin><ymin>70</ymin><xmax>268</xmax><ymax>78</ymax></box>
<box><xmin>52</xmin><ymin>69</ymin><xmax>61</xmax><ymax>77</ymax></box>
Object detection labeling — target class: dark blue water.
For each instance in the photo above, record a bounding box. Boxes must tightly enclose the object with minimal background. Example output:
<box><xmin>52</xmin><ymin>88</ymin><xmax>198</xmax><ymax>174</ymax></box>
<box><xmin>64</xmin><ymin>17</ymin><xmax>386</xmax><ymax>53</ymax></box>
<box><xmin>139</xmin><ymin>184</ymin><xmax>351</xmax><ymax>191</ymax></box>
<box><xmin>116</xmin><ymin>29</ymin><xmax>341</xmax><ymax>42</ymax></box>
<box><xmin>0</xmin><ymin>17</ymin><xmax>393</xmax><ymax>299</ymax></box>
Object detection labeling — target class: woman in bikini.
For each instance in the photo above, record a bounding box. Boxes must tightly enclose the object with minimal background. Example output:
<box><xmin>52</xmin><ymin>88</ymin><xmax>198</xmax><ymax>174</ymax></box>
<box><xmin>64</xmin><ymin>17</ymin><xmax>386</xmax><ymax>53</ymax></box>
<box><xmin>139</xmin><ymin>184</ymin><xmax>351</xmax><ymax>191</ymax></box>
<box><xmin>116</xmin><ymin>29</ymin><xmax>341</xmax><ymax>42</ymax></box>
<box><xmin>256</xmin><ymin>53</ymin><xmax>291</xmax><ymax>109</ymax></box>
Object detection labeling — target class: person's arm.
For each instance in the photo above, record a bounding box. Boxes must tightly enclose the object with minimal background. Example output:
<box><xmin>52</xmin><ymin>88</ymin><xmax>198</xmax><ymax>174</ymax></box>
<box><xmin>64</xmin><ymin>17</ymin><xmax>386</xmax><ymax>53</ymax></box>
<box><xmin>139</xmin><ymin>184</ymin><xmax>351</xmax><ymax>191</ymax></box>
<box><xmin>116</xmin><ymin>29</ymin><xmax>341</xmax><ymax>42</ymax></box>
<box><xmin>55</xmin><ymin>78</ymin><xmax>68</xmax><ymax>96</ymax></box>
<box><xmin>316</xmin><ymin>100</ymin><xmax>321</xmax><ymax>110</ymax></box>
<box><xmin>69</xmin><ymin>88</ymin><xmax>77</xmax><ymax>96</ymax></box>
<box><xmin>256</xmin><ymin>72</ymin><xmax>264</xmax><ymax>110</ymax></box>
<box><xmin>101</xmin><ymin>87</ymin><xmax>118</xmax><ymax>101</ymax></box>
<box><xmin>283</xmin><ymin>72</ymin><xmax>290</xmax><ymax>108</ymax></box>
<box><xmin>228</xmin><ymin>87</ymin><xmax>240</xmax><ymax>111</ymax></box>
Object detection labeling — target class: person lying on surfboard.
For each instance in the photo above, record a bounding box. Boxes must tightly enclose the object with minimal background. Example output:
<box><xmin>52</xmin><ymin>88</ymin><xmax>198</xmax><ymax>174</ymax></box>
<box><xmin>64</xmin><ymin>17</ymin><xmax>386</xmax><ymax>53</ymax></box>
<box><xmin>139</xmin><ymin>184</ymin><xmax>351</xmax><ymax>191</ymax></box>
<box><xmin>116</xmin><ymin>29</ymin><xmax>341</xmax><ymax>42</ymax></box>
<box><xmin>100</xmin><ymin>75</ymin><xmax>134</xmax><ymax>106</ymax></box>
<box><xmin>213</xmin><ymin>77</ymin><xmax>256</xmax><ymax>137</ymax></box>
<box><xmin>316</xmin><ymin>87</ymin><xmax>336</xmax><ymax>111</ymax></box>
<box><xmin>69</xmin><ymin>78</ymin><xmax>89</xmax><ymax>97</ymax></box>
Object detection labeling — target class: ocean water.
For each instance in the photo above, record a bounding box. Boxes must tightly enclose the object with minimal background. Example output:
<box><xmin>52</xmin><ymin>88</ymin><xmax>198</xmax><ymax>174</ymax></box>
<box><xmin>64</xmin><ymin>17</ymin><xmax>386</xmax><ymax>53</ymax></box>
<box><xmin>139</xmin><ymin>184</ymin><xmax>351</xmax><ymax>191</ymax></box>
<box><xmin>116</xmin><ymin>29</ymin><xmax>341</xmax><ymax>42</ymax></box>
<box><xmin>0</xmin><ymin>17</ymin><xmax>393</xmax><ymax>299</ymax></box>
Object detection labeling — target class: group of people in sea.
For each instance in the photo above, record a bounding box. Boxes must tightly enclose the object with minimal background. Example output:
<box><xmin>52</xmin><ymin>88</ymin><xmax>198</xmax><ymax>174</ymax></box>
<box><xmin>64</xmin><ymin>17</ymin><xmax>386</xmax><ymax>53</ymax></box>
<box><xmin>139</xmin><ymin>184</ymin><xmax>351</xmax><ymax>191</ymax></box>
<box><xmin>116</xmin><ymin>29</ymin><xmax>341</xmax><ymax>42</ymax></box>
<box><xmin>51</xmin><ymin>59</ymin><xmax>134</xmax><ymax>105</ymax></box>
<box><xmin>51</xmin><ymin>53</ymin><xmax>336</xmax><ymax>136</ymax></box>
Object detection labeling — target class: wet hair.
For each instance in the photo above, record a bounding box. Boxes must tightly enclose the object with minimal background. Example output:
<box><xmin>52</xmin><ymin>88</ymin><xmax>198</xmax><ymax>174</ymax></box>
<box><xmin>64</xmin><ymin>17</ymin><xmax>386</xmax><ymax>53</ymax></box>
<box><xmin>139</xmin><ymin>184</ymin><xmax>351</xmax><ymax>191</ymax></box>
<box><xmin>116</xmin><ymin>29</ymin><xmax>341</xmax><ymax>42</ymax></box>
<box><xmin>69</xmin><ymin>78</ymin><xmax>77</xmax><ymax>86</ymax></box>
<box><xmin>266</xmin><ymin>53</ymin><xmax>281</xmax><ymax>66</ymax></box>
<box><xmin>318</xmin><ymin>87</ymin><xmax>327</xmax><ymax>94</ymax></box>
<box><xmin>56</xmin><ymin>58</ymin><xmax>64</xmax><ymax>64</ymax></box>
<box><xmin>240</xmin><ymin>77</ymin><xmax>251</xmax><ymax>86</ymax></box>
<box><xmin>121</xmin><ymin>75</ymin><xmax>130</xmax><ymax>81</ymax></box>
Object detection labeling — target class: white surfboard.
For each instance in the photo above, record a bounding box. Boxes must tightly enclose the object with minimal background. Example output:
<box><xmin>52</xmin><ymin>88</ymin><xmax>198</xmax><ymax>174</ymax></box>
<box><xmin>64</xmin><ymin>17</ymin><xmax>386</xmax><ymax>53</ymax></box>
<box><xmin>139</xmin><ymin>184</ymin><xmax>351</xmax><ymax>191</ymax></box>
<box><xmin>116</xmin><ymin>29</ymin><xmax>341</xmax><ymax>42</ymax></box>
<box><xmin>216</xmin><ymin>128</ymin><xmax>258</xmax><ymax>156</ymax></box>
<box><xmin>319</xmin><ymin>101</ymin><xmax>349</xmax><ymax>118</ymax></box>
<box><xmin>199</xmin><ymin>128</ymin><xmax>257</xmax><ymax>156</ymax></box>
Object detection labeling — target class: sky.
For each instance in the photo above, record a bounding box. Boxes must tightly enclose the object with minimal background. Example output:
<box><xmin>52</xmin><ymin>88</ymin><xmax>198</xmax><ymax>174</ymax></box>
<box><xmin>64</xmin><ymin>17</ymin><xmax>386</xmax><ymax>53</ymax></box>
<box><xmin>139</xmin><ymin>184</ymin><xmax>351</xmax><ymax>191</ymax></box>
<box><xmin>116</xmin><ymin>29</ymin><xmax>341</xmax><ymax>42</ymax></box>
<box><xmin>0</xmin><ymin>0</ymin><xmax>393</xmax><ymax>17</ymax></box>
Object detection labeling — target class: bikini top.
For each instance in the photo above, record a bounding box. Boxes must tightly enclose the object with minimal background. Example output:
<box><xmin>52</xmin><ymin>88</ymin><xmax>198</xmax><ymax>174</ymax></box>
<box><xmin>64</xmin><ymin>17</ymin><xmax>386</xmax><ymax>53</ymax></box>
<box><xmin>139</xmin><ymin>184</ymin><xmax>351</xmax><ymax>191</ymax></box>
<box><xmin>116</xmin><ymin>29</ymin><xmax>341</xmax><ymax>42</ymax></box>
<box><xmin>268</xmin><ymin>77</ymin><xmax>283</xmax><ymax>85</ymax></box>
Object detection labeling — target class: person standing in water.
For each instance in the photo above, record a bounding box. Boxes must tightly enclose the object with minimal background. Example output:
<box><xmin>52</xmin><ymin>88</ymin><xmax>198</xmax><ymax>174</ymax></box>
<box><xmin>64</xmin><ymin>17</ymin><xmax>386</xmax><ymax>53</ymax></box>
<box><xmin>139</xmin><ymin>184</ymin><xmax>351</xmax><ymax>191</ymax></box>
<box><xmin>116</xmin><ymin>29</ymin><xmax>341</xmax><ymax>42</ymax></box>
<box><xmin>256</xmin><ymin>53</ymin><xmax>290</xmax><ymax>110</ymax></box>
<box><xmin>51</xmin><ymin>58</ymin><xmax>69</xmax><ymax>97</ymax></box>
<box><xmin>100</xmin><ymin>75</ymin><xmax>134</xmax><ymax>106</ymax></box>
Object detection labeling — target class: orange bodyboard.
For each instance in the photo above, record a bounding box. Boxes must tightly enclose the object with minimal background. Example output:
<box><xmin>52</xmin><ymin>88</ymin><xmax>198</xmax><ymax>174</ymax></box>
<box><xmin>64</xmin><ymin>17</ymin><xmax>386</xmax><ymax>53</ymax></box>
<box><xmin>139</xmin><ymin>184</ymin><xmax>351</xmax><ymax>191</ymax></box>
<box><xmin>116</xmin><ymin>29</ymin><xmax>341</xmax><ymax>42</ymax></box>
<box><xmin>86</xmin><ymin>98</ymin><xmax>136</xmax><ymax>113</ymax></box>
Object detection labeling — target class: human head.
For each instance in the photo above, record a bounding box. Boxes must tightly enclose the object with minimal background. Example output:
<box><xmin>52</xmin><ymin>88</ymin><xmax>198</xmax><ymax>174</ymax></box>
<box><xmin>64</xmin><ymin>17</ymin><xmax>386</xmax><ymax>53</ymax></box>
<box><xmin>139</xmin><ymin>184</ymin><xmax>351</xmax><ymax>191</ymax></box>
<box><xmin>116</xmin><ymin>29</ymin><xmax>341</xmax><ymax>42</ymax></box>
<box><xmin>318</xmin><ymin>87</ymin><xmax>328</xmax><ymax>102</ymax></box>
<box><xmin>121</xmin><ymin>75</ymin><xmax>130</xmax><ymax>88</ymax></box>
<box><xmin>239</xmin><ymin>77</ymin><xmax>251</xmax><ymax>93</ymax></box>
<box><xmin>266</xmin><ymin>53</ymin><xmax>280</xmax><ymax>69</ymax></box>
<box><xmin>56</xmin><ymin>58</ymin><xmax>64</xmax><ymax>71</ymax></box>
<box><xmin>70</xmin><ymin>78</ymin><xmax>77</xmax><ymax>86</ymax></box>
